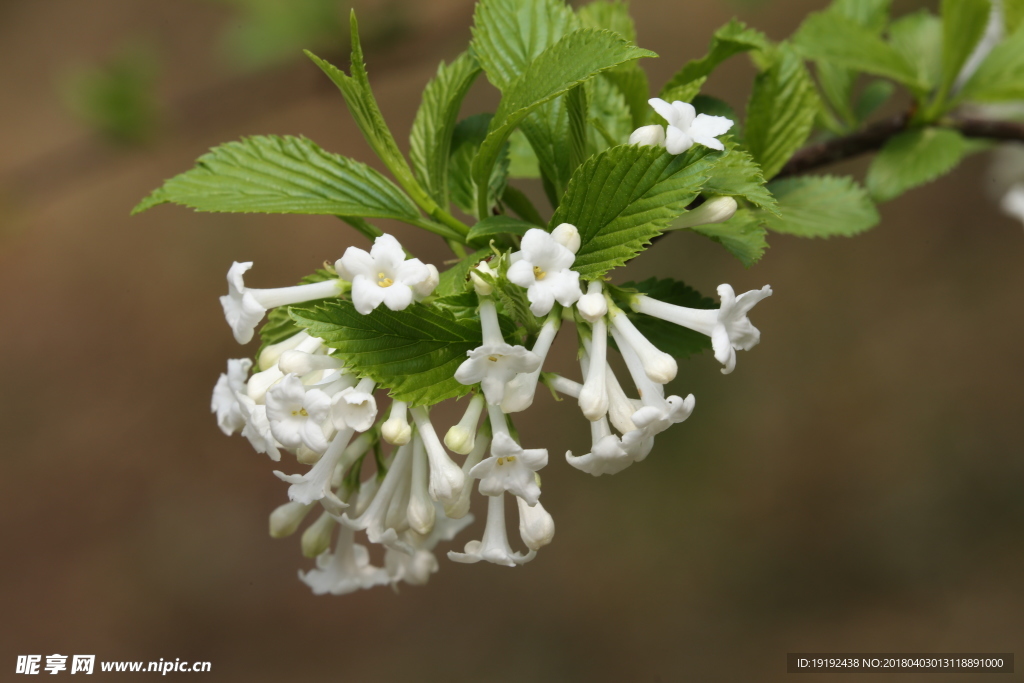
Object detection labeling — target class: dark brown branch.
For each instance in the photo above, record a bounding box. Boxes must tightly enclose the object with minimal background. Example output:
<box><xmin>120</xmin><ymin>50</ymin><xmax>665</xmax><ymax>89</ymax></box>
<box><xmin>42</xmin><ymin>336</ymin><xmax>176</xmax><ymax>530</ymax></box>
<box><xmin>774</xmin><ymin>113</ymin><xmax>1024</xmax><ymax>180</ymax></box>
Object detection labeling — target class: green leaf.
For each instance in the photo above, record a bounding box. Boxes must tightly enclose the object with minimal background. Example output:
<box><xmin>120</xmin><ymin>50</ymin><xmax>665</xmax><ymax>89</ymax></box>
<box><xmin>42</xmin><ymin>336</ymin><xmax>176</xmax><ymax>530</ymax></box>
<box><xmin>305</xmin><ymin>14</ymin><xmax>427</xmax><ymax>212</ymax></box>
<box><xmin>1007</xmin><ymin>0</ymin><xmax>1024</xmax><ymax>32</ymax></box>
<box><xmin>661</xmin><ymin>20</ymin><xmax>770</xmax><ymax>96</ymax></box>
<box><xmin>552</xmin><ymin>144</ymin><xmax>721</xmax><ymax>279</ymax></box>
<box><xmin>831</xmin><ymin>0</ymin><xmax>891</xmax><ymax>32</ymax></box>
<box><xmin>567</xmin><ymin>83</ymin><xmax>589</xmax><ymax>175</ymax></box>
<box><xmin>866</xmin><ymin>127</ymin><xmax>967</xmax><ymax>202</ymax></box>
<box><xmin>939</xmin><ymin>0</ymin><xmax>992</xmax><ymax>99</ymax></box>
<box><xmin>577</xmin><ymin>0</ymin><xmax>637</xmax><ymax>42</ymax></box>
<box><xmin>814</xmin><ymin>61</ymin><xmax>857</xmax><ymax>129</ymax></box>
<box><xmin>701</xmin><ymin>144</ymin><xmax>778</xmax><ymax>214</ymax></box>
<box><xmin>467</xmin><ymin>215</ymin><xmax>539</xmax><ymax>245</ymax></box>
<box><xmin>587</xmin><ymin>74</ymin><xmax>634</xmax><ymax>154</ymax></box>
<box><xmin>763</xmin><ymin>175</ymin><xmax>879</xmax><ymax>237</ymax></box>
<box><xmin>745</xmin><ymin>46</ymin><xmax>820</xmax><ymax>180</ymax></box>
<box><xmin>853</xmin><ymin>79</ymin><xmax>896</xmax><ymax>120</ymax></box>
<box><xmin>888</xmin><ymin>10</ymin><xmax>943</xmax><ymax>94</ymax></box>
<box><xmin>409</xmin><ymin>52</ymin><xmax>482</xmax><ymax>207</ymax></box>
<box><xmin>132</xmin><ymin>135</ymin><xmax>420</xmax><ymax>219</ymax></box>
<box><xmin>507</xmin><ymin>129</ymin><xmax>541</xmax><ymax>178</ymax></box>
<box><xmin>957</xmin><ymin>25</ymin><xmax>1024</xmax><ymax>102</ymax></box>
<box><xmin>658</xmin><ymin>78</ymin><xmax>706</xmax><ymax>109</ymax></box>
<box><xmin>471</xmin><ymin>0</ymin><xmax>579</xmax><ymax>90</ymax></box>
<box><xmin>290</xmin><ymin>300</ymin><xmax>491</xmax><ymax>406</ymax></box>
<box><xmin>448</xmin><ymin>114</ymin><xmax>510</xmax><ymax>218</ymax></box>
<box><xmin>794</xmin><ymin>11</ymin><xmax>924</xmax><ymax>89</ymax></box>
<box><xmin>501</xmin><ymin>185</ymin><xmax>546</xmax><ymax>226</ymax></box>
<box><xmin>258</xmin><ymin>269</ymin><xmax>338</xmax><ymax>361</ymax></box>
<box><xmin>689</xmin><ymin>209</ymin><xmax>768</xmax><ymax>267</ymax></box>
<box><xmin>616</xmin><ymin>278</ymin><xmax>715</xmax><ymax>359</ymax></box>
<box><xmin>471</xmin><ymin>28</ymin><xmax>656</xmax><ymax>218</ymax></box>
<box><xmin>435</xmin><ymin>249</ymin><xmax>492</xmax><ymax>297</ymax></box>
<box><xmin>604</xmin><ymin>65</ymin><xmax>651</xmax><ymax>128</ymax></box>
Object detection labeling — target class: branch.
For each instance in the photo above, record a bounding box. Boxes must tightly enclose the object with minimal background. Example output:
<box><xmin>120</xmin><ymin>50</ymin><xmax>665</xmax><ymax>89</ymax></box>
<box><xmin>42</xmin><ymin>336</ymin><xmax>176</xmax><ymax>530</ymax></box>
<box><xmin>775</xmin><ymin>113</ymin><xmax>1024</xmax><ymax>179</ymax></box>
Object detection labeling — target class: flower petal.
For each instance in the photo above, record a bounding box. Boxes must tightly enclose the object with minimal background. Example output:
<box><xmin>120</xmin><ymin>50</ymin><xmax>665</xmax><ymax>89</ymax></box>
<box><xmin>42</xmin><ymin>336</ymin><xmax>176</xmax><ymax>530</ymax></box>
<box><xmin>648</xmin><ymin>97</ymin><xmax>678</xmax><ymax>126</ymax></box>
<box><xmin>691</xmin><ymin>113</ymin><xmax>733</xmax><ymax>139</ymax></box>
<box><xmin>664</xmin><ymin>126</ymin><xmax>694</xmax><ymax>155</ymax></box>
<box><xmin>369</xmin><ymin>234</ymin><xmax>406</xmax><ymax>271</ymax></box>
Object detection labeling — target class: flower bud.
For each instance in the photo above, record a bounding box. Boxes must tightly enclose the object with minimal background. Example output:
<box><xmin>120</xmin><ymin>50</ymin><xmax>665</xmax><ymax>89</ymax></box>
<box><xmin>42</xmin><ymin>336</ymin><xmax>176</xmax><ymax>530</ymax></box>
<box><xmin>246</xmin><ymin>365</ymin><xmax>283</xmax><ymax>403</ymax></box>
<box><xmin>257</xmin><ymin>332</ymin><xmax>310</xmax><ymax>371</ymax></box>
<box><xmin>301</xmin><ymin>511</ymin><xmax>335</xmax><ymax>558</ymax></box>
<box><xmin>576</xmin><ymin>281</ymin><xmax>607</xmax><ymax>323</ymax></box>
<box><xmin>517</xmin><ymin>497</ymin><xmax>555</xmax><ymax>550</ymax></box>
<box><xmin>444</xmin><ymin>426</ymin><xmax>474</xmax><ymax>455</ymax></box>
<box><xmin>672</xmin><ymin>196</ymin><xmax>738</xmax><ymax>230</ymax></box>
<box><xmin>470</xmin><ymin>261</ymin><xmax>496</xmax><ymax>296</ymax></box>
<box><xmin>413</xmin><ymin>263</ymin><xmax>439</xmax><ymax>301</ymax></box>
<box><xmin>381</xmin><ymin>401</ymin><xmax>412</xmax><ymax>445</ymax></box>
<box><xmin>551</xmin><ymin>223</ymin><xmax>581</xmax><ymax>254</ymax></box>
<box><xmin>269</xmin><ymin>501</ymin><xmax>313</xmax><ymax>538</ymax></box>
<box><xmin>628</xmin><ymin>124</ymin><xmax>666</xmax><ymax>147</ymax></box>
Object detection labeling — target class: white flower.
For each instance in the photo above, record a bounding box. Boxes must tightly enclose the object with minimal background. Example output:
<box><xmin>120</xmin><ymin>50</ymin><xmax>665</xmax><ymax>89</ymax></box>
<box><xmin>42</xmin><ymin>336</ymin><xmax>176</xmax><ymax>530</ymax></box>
<box><xmin>501</xmin><ymin>312</ymin><xmax>561</xmax><ymax>413</ymax></box>
<box><xmin>336</xmin><ymin>233</ymin><xmax>431</xmax><ymax>315</ymax></box>
<box><xmin>643</xmin><ymin>97</ymin><xmax>734</xmax><ymax>154</ymax></box>
<box><xmin>381</xmin><ymin>401</ymin><xmax>412</xmax><ymax>445</ymax></box>
<box><xmin>257</xmin><ymin>331</ymin><xmax>310</xmax><ymax>371</ymax></box>
<box><xmin>301</xmin><ymin>510</ymin><xmax>336</xmax><ymax>558</ymax></box>
<box><xmin>1002</xmin><ymin>184</ymin><xmax>1024</xmax><ymax>224</ymax></box>
<box><xmin>211</xmin><ymin>358</ymin><xmax>252</xmax><ymax>435</ymax></box>
<box><xmin>469</xmin><ymin>260</ymin><xmax>496</xmax><ymax>296</ymax></box>
<box><xmin>444</xmin><ymin>393</ymin><xmax>486</xmax><ymax>454</ymax></box>
<box><xmin>566</xmin><ymin>418</ymin><xmax>634</xmax><ymax>476</ymax></box>
<box><xmin>507</xmin><ymin>228</ymin><xmax>583</xmax><ymax>316</ymax></box>
<box><xmin>444</xmin><ymin>425</ymin><xmax>490</xmax><ymax>520</ymax></box>
<box><xmin>219</xmin><ymin>262</ymin><xmax>342</xmax><ymax>344</ymax></box>
<box><xmin>517</xmin><ymin>497</ymin><xmax>554</xmax><ymax>551</ymax></box>
<box><xmin>448</xmin><ymin>493</ymin><xmax>536</xmax><ymax>567</ymax></box>
<box><xmin>277</xmin><ymin>350</ymin><xmax>344</xmax><ymax>376</ymax></box>
<box><xmin>341</xmin><ymin>443</ymin><xmax>415</xmax><ymax>554</ymax></box>
<box><xmin>385</xmin><ymin>504</ymin><xmax>474</xmax><ymax>587</ymax></box>
<box><xmin>330</xmin><ymin>378</ymin><xmax>377</xmax><ymax>432</ymax></box>
<box><xmin>578</xmin><ymin>296</ymin><xmax>610</xmax><ymax>421</ymax></box>
<box><xmin>631</xmin><ymin>283</ymin><xmax>772</xmax><ymax>374</ymax></box>
<box><xmin>299</xmin><ymin>525</ymin><xmax>389</xmax><ymax>595</ymax></box>
<box><xmin>235</xmin><ymin>392</ymin><xmax>282</xmax><ymax>461</ymax></box>
<box><xmin>265</xmin><ymin>374</ymin><xmax>332</xmax><ymax>453</ymax></box>
<box><xmin>413</xmin><ymin>264</ymin><xmax>440</xmax><ymax>301</ymax></box>
<box><xmin>409</xmin><ymin>406</ymin><xmax>466</xmax><ymax>506</ymax></box>
<box><xmin>454</xmin><ymin>299</ymin><xmax>540</xmax><ymax>405</ymax></box>
<box><xmin>470</xmin><ymin>431</ymin><xmax>548</xmax><ymax>506</ymax></box>
<box><xmin>274</xmin><ymin>427</ymin><xmax>355</xmax><ymax>510</ymax></box>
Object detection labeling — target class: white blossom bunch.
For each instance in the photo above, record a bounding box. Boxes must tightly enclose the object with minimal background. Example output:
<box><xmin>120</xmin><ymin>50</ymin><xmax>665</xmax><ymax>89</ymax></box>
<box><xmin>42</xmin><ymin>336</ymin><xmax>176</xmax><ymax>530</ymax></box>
<box><xmin>137</xmin><ymin>0</ymin><xmax>1024</xmax><ymax>595</ymax></box>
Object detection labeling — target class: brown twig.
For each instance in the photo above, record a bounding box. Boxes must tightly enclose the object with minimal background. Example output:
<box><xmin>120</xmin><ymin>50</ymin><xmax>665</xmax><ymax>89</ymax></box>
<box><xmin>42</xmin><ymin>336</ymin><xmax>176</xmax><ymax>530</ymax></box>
<box><xmin>775</xmin><ymin>113</ymin><xmax>1024</xmax><ymax>180</ymax></box>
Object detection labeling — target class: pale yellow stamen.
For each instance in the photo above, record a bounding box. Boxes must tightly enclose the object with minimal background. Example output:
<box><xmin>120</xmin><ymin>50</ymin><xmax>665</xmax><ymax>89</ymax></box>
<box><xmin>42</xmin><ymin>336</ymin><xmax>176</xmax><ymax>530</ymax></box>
<box><xmin>533</xmin><ymin>266</ymin><xmax>546</xmax><ymax>280</ymax></box>
<box><xmin>292</xmin><ymin>408</ymin><xmax>309</xmax><ymax>417</ymax></box>
<box><xmin>497</xmin><ymin>457</ymin><xmax>505</xmax><ymax>466</ymax></box>
<box><xmin>377</xmin><ymin>272</ymin><xmax>394</xmax><ymax>288</ymax></box>
<box><xmin>487</xmin><ymin>355</ymin><xmax>500</xmax><ymax>362</ymax></box>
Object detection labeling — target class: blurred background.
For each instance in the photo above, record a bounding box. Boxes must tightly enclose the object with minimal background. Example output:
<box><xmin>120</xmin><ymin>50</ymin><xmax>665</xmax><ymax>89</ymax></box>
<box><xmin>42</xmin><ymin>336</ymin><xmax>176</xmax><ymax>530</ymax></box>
<box><xmin>1</xmin><ymin>0</ymin><xmax>1022</xmax><ymax>680</ymax></box>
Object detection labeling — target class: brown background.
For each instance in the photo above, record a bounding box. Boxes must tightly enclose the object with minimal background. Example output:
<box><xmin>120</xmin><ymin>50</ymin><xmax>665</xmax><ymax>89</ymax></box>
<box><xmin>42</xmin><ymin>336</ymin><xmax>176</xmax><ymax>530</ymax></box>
<box><xmin>1</xmin><ymin>0</ymin><xmax>1022</xmax><ymax>681</ymax></box>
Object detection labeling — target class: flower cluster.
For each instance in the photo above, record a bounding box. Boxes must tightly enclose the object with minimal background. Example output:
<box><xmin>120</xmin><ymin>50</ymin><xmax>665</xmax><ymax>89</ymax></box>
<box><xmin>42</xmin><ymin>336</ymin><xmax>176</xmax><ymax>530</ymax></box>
<box><xmin>211</xmin><ymin>222</ymin><xmax>771</xmax><ymax>595</ymax></box>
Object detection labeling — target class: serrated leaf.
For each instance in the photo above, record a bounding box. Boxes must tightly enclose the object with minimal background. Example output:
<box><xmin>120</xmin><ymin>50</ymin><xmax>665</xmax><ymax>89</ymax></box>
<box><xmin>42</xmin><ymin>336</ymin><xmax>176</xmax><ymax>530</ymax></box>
<box><xmin>745</xmin><ymin>47</ymin><xmax>820</xmax><ymax>180</ymax></box>
<box><xmin>866</xmin><ymin>127</ymin><xmax>967</xmax><ymax>201</ymax></box>
<box><xmin>690</xmin><ymin>209</ymin><xmax>768</xmax><ymax>267</ymax></box>
<box><xmin>290</xmin><ymin>300</ymin><xmax>492</xmax><ymax>405</ymax></box>
<box><xmin>472</xmin><ymin>0</ymin><xmax>579</xmax><ymax>90</ymax></box>
<box><xmin>552</xmin><ymin>144</ymin><xmax>721</xmax><ymax>279</ymax></box>
<box><xmin>957</xmin><ymin>24</ymin><xmax>1024</xmax><ymax>102</ymax></box>
<box><xmin>449</xmin><ymin>114</ymin><xmax>510</xmax><ymax>217</ymax></box>
<box><xmin>471</xmin><ymin>29</ymin><xmax>656</xmax><ymax>217</ymax></box>
<box><xmin>258</xmin><ymin>269</ymin><xmax>337</xmax><ymax>359</ymax></box>
<box><xmin>507</xmin><ymin>129</ymin><xmax>541</xmax><ymax>178</ymax></box>
<box><xmin>435</xmin><ymin>248</ymin><xmax>492</xmax><ymax>297</ymax></box>
<box><xmin>763</xmin><ymin>175</ymin><xmax>879</xmax><ymax>237</ymax></box>
<box><xmin>701</xmin><ymin>144</ymin><xmax>777</xmax><ymax>214</ymax></box>
<box><xmin>467</xmin><ymin>215</ymin><xmax>539</xmax><ymax>245</ymax></box>
<box><xmin>567</xmin><ymin>83</ymin><xmax>589</xmax><ymax>175</ymax></box>
<box><xmin>616</xmin><ymin>278</ymin><xmax>715</xmax><ymax>359</ymax></box>
<box><xmin>794</xmin><ymin>11</ymin><xmax>925</xmax><ymax>90</ymax></box>
<box><xmin>661</xmin><ymin>20</ymin><xmax>770</xmax><ymax>96</ymax></box>
<box><xmin>577</xmin><ymin>0</ymin><xmax>636</xmax><ymax>42</ymax></box>
<box><xmin>940</xmin><ymin>0</ymin><xmax>992</xmax><ymax>98</ymax></box>
<box><xmin>409</xmin><ymin>52</ymin><xmax>482</xmax><ymax>207</ymax></box>
<box><xmin>854</xmin><ymin>79</ymin><xmax>896</xmax><ymax>120</ymax></box>
<box><xmin>587</xmin><ymin>74</ymin><xmax>634</xmax><ymax>154</ymax></box>
<box><xmin>603</xmin><ymin>65</ymin><xmax>651</xmax><ymax>128</ymax></box>
<box><xmin>658</xmin><ymin>78</ymin><xmax>706</xmax><ymax>110</ymax></box>
<box><xmin>305</xmin><ymin>14</ymin><xmax>428</xmax><ymax>210</ymax></box>
<box><xmin>888</xmin><ymin>10</ymin><xmax>943</xmax><ymax>94</ymax></box>
<box><xmin>502</xmin><ymin>185</ymin><xmax>547</xmax><ymax>226</ymax></box>
<box><xmin>132</xmin><ymin>135</ymin><xmax>420</xmax><ymax>219</ymax></box>
<box><xmin>815</xmin><ymin>61</ymin><xmax>857</xmax><ymax>129</ymax></box>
